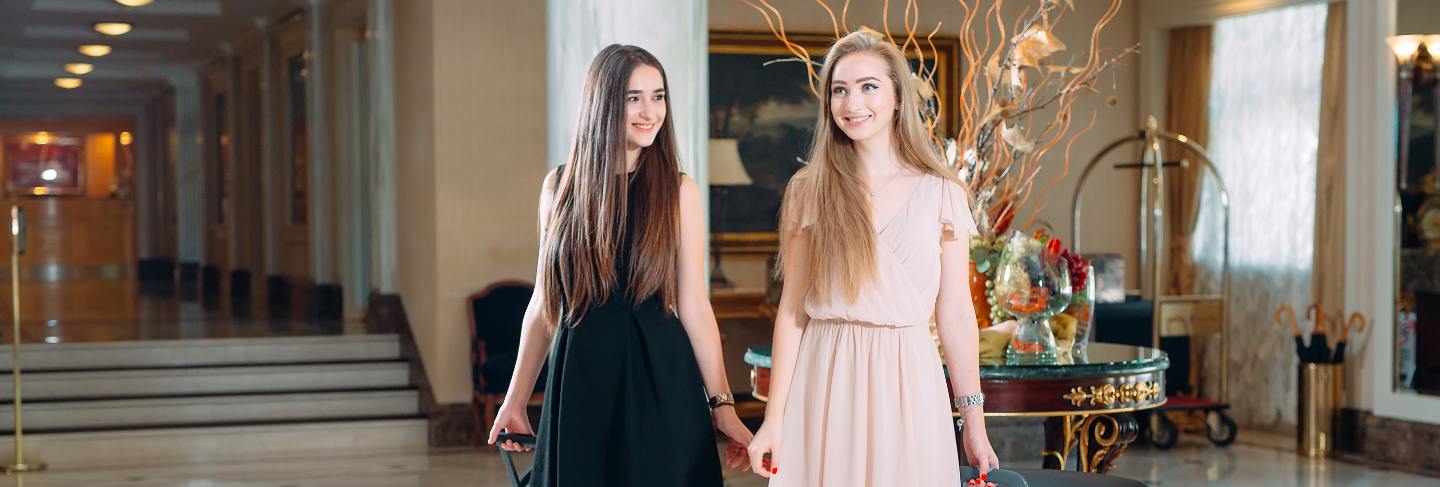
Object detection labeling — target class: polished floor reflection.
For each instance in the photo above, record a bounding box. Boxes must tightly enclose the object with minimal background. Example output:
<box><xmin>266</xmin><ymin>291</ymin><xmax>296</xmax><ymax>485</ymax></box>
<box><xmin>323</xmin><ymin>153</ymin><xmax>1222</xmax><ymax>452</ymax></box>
<box><xmin>0</xmin><ymin>440</ymin><xmax>1431</xmax><ymax>486</ymax></box>
<box><xmin>0</xmin><ymin>198</ymin><xmax>350</xmax><ymax>344</ymax></box>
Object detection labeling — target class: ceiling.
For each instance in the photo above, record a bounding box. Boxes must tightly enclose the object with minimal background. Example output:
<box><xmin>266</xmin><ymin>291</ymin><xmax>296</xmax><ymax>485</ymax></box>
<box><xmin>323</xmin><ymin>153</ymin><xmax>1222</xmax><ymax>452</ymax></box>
<box><xmin>0</xmin><ymin>0</ymin><xmax>297</xmax><ymax>110</ymax></box>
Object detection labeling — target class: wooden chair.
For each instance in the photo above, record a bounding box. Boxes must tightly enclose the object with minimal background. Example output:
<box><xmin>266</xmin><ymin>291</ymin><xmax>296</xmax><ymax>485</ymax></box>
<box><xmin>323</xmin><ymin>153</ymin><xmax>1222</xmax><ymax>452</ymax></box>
<box><xmin>469</xmin><ymin>280</ymin><xmax>545</xmax><ymax>446</ymax></box>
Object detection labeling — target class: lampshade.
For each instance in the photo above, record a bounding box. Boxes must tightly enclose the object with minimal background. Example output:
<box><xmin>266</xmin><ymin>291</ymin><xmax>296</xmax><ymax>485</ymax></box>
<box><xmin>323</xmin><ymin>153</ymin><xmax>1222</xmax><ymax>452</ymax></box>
<box><xmin>1388</xmin><ymin>35</ymin><xmax>1425</xmax><ymax>63</ymax></box>
<box><xmin>1427</xmin><ymin>35</ymin><xmax>1440</xmax><ymax>56</ymax></box>
<box><xmin>708</xmin><ymin>138</ymin><xmax>753</xmax><ymax>187</ymax></box>
<box><xmin>78</xmin><ymin>44</ymin><xmax>111</xmax><ymax>57</ymax></box>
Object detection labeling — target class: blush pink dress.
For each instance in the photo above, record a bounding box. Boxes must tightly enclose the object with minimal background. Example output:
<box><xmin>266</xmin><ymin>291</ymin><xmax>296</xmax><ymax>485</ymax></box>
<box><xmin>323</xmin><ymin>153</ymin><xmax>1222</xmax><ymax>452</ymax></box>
<box><xmin>771</xmin><ymin>171</ymin><xmax>978</xmax><ymax>487</ymax></box>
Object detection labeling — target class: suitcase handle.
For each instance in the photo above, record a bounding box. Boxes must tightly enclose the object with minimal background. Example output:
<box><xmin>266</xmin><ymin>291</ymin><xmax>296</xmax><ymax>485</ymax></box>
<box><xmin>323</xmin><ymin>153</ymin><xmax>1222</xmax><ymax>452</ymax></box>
<box><xmin>496</xmin><ymin>433</ymin><xmax>537</xmax><ymax>487</ymax></box>
<box><xmin>960</xmin><ymin>467</ymin><xmax>1029</xmax><ymax>487</ymax></box>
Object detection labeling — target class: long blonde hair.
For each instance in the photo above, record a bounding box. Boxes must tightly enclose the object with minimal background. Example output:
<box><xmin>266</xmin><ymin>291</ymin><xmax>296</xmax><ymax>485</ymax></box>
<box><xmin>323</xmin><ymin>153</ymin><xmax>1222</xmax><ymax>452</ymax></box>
<box><xmin>778</xmin><ymin>28</ymin><xmax>956</xmax><ymax>302</ymax></box>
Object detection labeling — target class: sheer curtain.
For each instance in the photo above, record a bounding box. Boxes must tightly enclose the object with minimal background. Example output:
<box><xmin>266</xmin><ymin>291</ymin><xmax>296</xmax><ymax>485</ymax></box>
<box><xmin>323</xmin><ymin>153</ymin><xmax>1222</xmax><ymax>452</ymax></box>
<box><xmin>1190</xmin><ymin>3</ymin><xmax>1327</xmax><ymax>428</ymax></box>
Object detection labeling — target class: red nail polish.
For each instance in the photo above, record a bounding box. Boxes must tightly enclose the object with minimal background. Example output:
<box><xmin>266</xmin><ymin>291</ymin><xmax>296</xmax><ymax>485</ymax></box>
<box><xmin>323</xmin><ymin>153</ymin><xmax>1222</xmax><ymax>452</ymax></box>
<box><xmin>772</xmin><ymin>467</ymin><xmax>778</xmax><ymax>474</ymax></box>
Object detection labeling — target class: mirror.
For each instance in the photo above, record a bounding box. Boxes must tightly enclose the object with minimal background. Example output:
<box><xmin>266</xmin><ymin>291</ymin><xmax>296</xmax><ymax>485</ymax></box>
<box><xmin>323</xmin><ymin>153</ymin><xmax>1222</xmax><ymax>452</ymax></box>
<box><xmin>1394</xmin><ymin>0</ymin><xmax>1440</xmax><ymax>396</ymax></box>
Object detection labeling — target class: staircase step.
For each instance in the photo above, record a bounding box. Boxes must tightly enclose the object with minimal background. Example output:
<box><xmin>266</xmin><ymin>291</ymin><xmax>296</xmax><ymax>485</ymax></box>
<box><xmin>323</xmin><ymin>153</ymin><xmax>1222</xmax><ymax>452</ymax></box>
<box><xmin>0</xmin><ymin>417</ymin><xmax>429</xmax><ymax>469</ymax></box>
<box><xmin>0</xmin><ymin>334</ymin><xmax>401</xmax><ymax>371</ymax></box>
<box><xmin>0</xmin><ymin>389</ymin><xmax>420</xmax><ymax>431</ymax></box>
<box><xmin>0</xmin><ymin>361</ymin><xmax>411</xmax><ymax>401</ymax></box>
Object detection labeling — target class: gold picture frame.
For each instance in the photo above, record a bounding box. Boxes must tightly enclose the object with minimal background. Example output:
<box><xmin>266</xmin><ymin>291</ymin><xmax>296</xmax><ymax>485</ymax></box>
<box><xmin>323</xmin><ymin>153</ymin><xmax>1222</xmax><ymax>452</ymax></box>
<box><xmin>707</xmin><ymin>30</ymin><xmax>960</xmax><ymax>254</ymax></box>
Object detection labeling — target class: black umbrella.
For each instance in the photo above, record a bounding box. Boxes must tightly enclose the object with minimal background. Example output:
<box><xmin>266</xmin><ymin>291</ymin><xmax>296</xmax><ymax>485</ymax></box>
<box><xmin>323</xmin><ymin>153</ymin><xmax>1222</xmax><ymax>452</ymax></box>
<box><xmin>1332</xmin><ymin>312</ymin><xmax>1368</xmax><ymax>364</ymax></box>
<box><xmin>1305</xmin><ymin>304</ymin><xmax>1332</xmax><ymax>364</ymax></box>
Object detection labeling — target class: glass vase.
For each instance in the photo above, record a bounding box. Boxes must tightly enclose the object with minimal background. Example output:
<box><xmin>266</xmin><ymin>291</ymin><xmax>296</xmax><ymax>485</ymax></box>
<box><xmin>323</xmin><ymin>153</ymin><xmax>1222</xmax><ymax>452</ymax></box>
<box><xmin>1068</xmin><ymin>264</ymin><xmax>1096</xmax><ymax>362</ymax></box>
<box><xmin>993</xmin><ymin>232</ymin><xmax>1072</xmax><ymax>365</ymax></box>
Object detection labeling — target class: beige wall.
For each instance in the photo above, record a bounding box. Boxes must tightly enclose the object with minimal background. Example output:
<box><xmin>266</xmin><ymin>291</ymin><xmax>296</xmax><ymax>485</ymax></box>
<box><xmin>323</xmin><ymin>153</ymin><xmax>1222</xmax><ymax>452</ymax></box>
<box><xmin>710</xmin><ymin>0</ymin><xmax>1144</xmax><ymax>288</ymax></box>
<box><xmin>1397</xmin><ymin>0</ymin><xmax>1440</xmax><ymax>36</ymax></box>
<box><xmin>395</xmin><ymin>0</ymin><xmax>548</xmax><ymax>405</ymax></box>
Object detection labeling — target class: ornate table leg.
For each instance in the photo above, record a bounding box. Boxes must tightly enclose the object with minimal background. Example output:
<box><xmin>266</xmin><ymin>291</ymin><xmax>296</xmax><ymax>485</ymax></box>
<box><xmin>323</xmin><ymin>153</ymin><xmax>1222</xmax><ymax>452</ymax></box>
<box><xmin>1040</xmin><ymin>413</ymin><xmax>1141</xmax><ymax>473</ymax></box>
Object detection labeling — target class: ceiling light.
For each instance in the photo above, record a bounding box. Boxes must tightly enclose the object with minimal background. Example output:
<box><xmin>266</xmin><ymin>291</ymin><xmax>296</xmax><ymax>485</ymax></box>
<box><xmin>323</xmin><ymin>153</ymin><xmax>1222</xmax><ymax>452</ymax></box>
<box><xmin>54</xmin><ymin>78</ymin><xmax>83</xmax><ymax>89</ymax></box>
<box><xmin>64</xmin><ymin>63</ymin><xmax>93</xmax><ymax>75</ymax></box>
<box><xmin>78</xmin><ymin>45</ymin><xmax>111</xmax><ymax>57</ymax></box>
<box><xmin>93</xmin><ymin>22</ymin><xmax>132</xmax><ymax>36</ymax></box>
<box><xmin>115</xmin><ymin>0</ymin><xmax>154</xmax><ymax>6</ymax></box>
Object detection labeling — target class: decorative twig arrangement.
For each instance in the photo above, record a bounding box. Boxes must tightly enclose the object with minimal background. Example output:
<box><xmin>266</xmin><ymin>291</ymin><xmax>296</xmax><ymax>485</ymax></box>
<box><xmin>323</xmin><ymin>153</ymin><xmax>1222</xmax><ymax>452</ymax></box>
<box><xmin>742</xmin><ymin>0</ymin><xmax>1138</xmax><ymax>238</ymax></box>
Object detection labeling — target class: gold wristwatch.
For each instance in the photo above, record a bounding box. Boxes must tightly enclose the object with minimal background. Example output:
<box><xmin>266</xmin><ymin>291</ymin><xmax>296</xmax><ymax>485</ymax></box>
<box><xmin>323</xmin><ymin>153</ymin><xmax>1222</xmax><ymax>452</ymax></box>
<box><xmin>708</xmin><ymin>392</ymin><xmax>736</xmax><ymax>410</ymax></box>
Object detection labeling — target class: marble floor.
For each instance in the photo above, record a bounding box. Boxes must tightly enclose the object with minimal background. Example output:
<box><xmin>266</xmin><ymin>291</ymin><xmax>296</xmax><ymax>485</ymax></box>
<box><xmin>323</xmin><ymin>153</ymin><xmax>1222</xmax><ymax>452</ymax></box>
<box><xmin>0</xmin><ymin>438</ymin><xmax>1432</xmax><ymax>487</ymax></box>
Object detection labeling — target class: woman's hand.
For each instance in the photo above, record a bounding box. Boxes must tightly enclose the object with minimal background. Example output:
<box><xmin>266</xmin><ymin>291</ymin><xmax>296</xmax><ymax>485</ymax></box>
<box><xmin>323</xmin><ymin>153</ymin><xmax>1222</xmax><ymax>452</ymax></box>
<box><xmin>486</xmin><ymin>402</ymin><xmax>535</xmax><ymax>452</ymax></box>
<box><xmin>712</xmin><ymin>406</ymin><xmax>753</xmax><ymax>471</ymax></box>
<box><xmin>963</xmin><ymin>424</ymin><xmax>1000</xmax><ymax>474</ymax></box>
<box><xmin>746</xmin><ymin>420</ymin><xmax>781</xmax><ymax>478</ymax></box>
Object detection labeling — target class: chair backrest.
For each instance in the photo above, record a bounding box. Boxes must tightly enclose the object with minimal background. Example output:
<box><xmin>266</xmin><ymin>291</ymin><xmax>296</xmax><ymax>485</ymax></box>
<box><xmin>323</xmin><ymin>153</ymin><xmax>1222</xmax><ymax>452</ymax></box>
<box><xmin>469</xmin><ymin>281</ymin><xmax>535</xmax><ymax>358</ymax></box>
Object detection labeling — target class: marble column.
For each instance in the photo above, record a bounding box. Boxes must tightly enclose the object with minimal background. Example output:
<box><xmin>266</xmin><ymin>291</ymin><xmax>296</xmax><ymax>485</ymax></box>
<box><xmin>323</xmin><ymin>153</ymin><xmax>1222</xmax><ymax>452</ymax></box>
<box><xmin>546</xmin><ymin>0</ymin><xmax>709</xmax><ymax>180</ymax></box>
<box><xmin>165</xmin><ymin>68</ymin><xmax>204</xmax><ymax>293</ymax></box>
<box><xmin>367</xmin><ymin>0</ymin><xmax>397</xmax><ymax>296</ymax></box>
<box><xmin>307</xmin><ymin>0</ymin><xmax>341</xmax><ymax>318</ymax></box>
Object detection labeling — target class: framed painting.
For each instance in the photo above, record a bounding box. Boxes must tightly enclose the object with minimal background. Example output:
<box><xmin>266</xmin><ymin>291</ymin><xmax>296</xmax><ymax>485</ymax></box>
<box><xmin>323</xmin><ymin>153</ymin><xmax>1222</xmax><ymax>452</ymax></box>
<box><xmin>708</xmin><ymin>30</ymin><xmax>960</xmax><ymax>254</ymax></box>
<box><xmin>3</xmin><ymin>131</ymin><xmax>86</xmax><ymax>196</ymax></box>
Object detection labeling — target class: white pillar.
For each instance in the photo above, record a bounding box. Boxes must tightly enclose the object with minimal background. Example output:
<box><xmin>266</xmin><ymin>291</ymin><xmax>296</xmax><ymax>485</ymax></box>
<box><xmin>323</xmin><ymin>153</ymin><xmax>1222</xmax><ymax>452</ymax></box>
<box><xmin>307</xmin><ymin>0</ymin><xmax>335</xmax><ymax>285</ymax></box>
<box><xmin>368</xmin><ymin>0</ymin><xmax>397</xmax><ymax>295</ymax></box>
<box><xmin>166</xmin><ymin>69</ymin><xmax>204</xmax><ymax>266</ymax></box>
<box><xmin>546</xmin><ymin>0</ymin><xmax>709</xmax><ymax>181</ymax></box>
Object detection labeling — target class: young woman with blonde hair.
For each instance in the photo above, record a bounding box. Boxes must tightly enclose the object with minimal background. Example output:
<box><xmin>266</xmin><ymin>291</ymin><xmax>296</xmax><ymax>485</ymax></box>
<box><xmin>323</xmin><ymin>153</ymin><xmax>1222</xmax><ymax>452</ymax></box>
<box><xmin>747</xmin><ymin>28</ymin><xmax>999</xmax><ymax>486</ymax></box>
<box><xmin>488</xmin><ymin>44</ymin><xmax>751</xmax><ymax>486</ymax></box>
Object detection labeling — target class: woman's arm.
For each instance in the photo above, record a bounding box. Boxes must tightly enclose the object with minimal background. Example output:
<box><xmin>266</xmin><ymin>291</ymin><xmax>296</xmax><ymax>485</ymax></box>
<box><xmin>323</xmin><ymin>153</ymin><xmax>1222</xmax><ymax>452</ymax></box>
<box><xmin>498</xmin><ymin>169</ymin><xmax>560</xmax><ymax>409</ymax></box>
<box><xmin>760</xmin><ymin>226</ymin><xmax>812</xmax><ymax>424</ymax></box>
<box><xmin>935</xmin><ymin>230</ymin><xmax>999</xmax><ymax>471</ymax></box>
<box><xmin>675</xmin><ymin>175</ymin><xmax>754</xmax><ymax>470</ymax></box>
<box><xmin>935</xmin><ymin>235</ymin><xmax>982</xmax><ymax>418</ymax></box>
<box><xmin>674</xmin><ymin>175</ymin><xmax>731</xmax><ymax>399</ymax></box>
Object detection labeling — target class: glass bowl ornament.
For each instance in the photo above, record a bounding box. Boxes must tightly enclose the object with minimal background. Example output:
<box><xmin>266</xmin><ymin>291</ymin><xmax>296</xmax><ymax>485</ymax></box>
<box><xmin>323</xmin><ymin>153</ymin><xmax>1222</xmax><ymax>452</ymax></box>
<box><xmin>993</xmin><ymin>231</ymin><xmax>1073</xmax><ymax>365</ymax></box>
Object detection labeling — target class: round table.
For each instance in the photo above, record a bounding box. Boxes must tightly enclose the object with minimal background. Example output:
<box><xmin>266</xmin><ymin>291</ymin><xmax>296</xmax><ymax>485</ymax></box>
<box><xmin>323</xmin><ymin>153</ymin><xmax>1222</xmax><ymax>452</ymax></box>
<box><xmin>745</xmin><ymin>342</ymin><xmax>1169</xmax><ymax>473</ymax></box>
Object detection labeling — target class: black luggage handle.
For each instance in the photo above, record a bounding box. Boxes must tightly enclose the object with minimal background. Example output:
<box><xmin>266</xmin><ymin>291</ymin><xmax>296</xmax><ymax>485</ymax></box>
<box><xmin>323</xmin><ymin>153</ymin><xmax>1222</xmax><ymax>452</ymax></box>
<box><xmin>496</xmin><ymin>433</ymin><xmax>537</xmax><ymax>487</ymax></box>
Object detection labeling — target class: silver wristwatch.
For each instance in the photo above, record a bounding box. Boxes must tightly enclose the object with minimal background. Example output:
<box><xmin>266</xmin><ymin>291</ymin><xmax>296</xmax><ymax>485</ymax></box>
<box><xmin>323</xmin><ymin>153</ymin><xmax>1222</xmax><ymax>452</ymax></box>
<box><xmin>953</xmin><ymin>393</ymin><xmax>985</xmax><ymax>410</ymax></box>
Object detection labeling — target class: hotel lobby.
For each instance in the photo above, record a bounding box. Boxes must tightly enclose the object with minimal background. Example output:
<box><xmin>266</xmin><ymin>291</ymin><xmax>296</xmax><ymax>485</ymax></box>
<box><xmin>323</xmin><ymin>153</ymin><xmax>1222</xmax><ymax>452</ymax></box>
<box><xmin>0</xmin><ymin>0</ymin><xmax>1437</xmax><ymax>485</ymax></box>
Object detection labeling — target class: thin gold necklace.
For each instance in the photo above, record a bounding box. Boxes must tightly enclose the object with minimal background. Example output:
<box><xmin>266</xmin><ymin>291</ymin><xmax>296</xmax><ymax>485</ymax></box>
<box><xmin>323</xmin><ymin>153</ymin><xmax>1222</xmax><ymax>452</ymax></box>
<box><xmin>868</xmin><ymin>155</ymin><xmax>905</xmax><ymax>198</ymax></box>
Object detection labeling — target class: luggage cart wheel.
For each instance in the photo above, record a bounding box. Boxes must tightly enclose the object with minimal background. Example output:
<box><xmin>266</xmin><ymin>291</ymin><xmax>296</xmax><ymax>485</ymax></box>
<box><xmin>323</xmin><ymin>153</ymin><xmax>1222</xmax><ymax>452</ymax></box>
<box><xmin>1205</xmin><ymin>411</ymin><xmax>1238</xmax><ymax>446</ymax></box>
<box><xmin>1147</xmin><ymin>412</ymin><xmax>1180</xmax><ymax>449</ymax></box>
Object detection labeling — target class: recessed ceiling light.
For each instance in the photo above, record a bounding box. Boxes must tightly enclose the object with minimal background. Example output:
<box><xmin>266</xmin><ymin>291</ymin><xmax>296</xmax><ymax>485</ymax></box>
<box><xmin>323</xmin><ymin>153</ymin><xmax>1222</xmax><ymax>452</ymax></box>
<box><xmin>54</xmin><ymin>78</ymin><xmax>83</xmax><ymax>89</ymax></box>
<box><xmin>64</xmin><ymin>63</ymin><xmax>93</xmax><ymax>75</ymax></box>
<box><xmin>115</xmin><ymin>0</ymin><xmax>154</xmax><ymax>6</ymax></box>
<box><xmin>93</xmin><ymin>22</ymin><xmax>132</xmax><ymax>36</ymax></box>
<box><xmin>78</xmin><ymin>45</ymin><xmax>112</xmax><ymax>57</ymax></box>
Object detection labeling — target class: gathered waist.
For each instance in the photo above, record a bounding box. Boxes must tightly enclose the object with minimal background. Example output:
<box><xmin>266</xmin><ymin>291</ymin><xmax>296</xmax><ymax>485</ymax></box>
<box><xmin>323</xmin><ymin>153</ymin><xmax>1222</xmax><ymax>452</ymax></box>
<box><xmin>806</xmin><ymin>318</ymin><xmax>928</xmax><ymax>329</ymax></box>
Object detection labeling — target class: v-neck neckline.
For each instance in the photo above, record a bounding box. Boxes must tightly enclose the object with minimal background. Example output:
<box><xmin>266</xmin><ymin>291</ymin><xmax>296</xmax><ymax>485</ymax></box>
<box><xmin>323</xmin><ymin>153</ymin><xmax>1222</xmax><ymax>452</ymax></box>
<box><xmin>872</xmin><ymin>172</ymin><xmax>929</xmax><ymax>234</ymax></box>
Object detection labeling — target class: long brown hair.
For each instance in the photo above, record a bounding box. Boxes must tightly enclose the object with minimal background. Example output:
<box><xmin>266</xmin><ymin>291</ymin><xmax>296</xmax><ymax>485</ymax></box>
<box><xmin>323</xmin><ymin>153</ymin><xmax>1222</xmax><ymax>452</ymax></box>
<box><xmin>778</xmin><ymin>28</ymin><xmax>957</xmax><ymax>302</ymax></box>
<box><xmin>540</xmin><ymin>45</ymin><xmax>681</xmax><ymax>327</ymax></box>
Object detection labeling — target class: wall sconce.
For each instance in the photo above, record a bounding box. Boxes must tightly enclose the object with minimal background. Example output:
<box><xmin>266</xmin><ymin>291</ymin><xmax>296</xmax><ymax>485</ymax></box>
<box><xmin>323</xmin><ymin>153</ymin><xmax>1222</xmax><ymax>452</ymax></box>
<box><xmin>1387</xmin><ymin>34</ymin><xmax>1440</xmax><ymax>190</ymax></box>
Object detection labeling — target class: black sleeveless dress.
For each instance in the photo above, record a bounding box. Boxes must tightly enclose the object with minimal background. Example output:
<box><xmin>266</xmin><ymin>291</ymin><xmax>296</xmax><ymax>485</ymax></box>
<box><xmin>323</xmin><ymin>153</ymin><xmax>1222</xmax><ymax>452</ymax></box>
<box><xmin>532</xmin><ymin>176</ymin><xmax>722</xmax><ymax>487</ymax></box>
